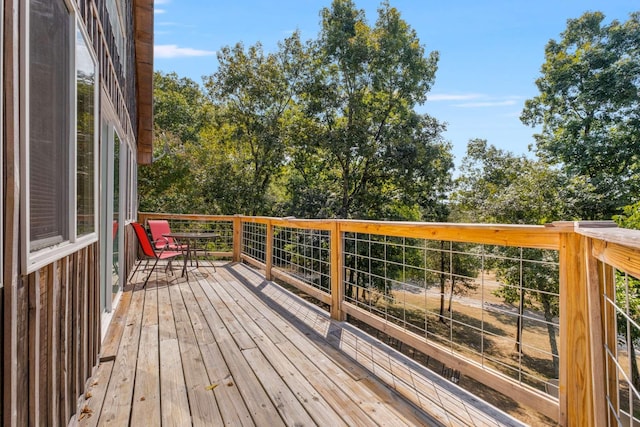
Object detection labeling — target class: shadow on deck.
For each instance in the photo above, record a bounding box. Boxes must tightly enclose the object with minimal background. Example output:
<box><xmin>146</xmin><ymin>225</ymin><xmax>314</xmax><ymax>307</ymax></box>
<box><xmin>76</xmin><ymin>261</ymin><xmax>524</xmax><ymax>426</ymax></box>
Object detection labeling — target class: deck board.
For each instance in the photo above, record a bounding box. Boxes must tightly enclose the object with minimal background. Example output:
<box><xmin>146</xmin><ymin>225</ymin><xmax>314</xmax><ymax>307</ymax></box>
<box><xmin>179</xmin><ymin>279</ymin><xmax>255</xmax><ymax>426</ymax></box>
<box><xmin>209</xmin><ymin>273</ymin><xmax>347</xmax><ymax>426</ymax></box>
<box><xmin>96</xmin><ymin>284</ymin><xmax>145</xmax><ymax>425</ymax></box>
<box><xmin>130</xmin><ymin>283</ymin><xmax>160</xmax><ymax>426</ymax></box>
<box><xmin>157</xmin><ymin>284</ymin><xmax>191</xmax><ymax>426</ymax></box>
<box><xmin>169</xmin><ymin>282</ymin><xmax>224</xmax><ymax>426</ymax></box>
<box><xmin>78</xmin><ymin>261</ymin><xmax>525</xmax><ymax>427</ymax></box>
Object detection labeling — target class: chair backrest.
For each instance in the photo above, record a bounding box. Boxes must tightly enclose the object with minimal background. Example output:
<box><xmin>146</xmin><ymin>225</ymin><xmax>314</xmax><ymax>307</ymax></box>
<box><xmin>132</xmin><ymin>222</ymin><xmax>157</xmax><ymax>258</ymax></box>
<box><xmin>147</xmin><ymin>219</ymin><xmax>174</xmax><ymax>249</ymax></box>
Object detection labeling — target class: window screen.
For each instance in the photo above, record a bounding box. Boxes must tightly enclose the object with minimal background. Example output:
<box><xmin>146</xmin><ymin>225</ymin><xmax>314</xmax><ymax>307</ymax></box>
<box><xmin>29</xmin><ymin>0</ymin><xmax>72</xmax><ymax>251</ymax></box>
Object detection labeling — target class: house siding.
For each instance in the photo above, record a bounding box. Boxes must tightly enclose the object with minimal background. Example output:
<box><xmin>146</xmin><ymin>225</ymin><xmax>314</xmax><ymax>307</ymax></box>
<box><xmin>2</xmin><ymin>1</ymin><xmax>152</xmax><ymax>425</ymax></box>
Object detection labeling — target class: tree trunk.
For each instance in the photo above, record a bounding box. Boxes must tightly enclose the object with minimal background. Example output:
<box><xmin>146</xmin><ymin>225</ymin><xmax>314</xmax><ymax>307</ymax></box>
<box><xmin>447</xmin><ymin>279</ymin><xmax>455</xmax><ymax>312</ymax></box>
<box><xmin>542</xmin><ymin>295</ymin><xmax>559</xmax><ymax>378</ymax></box>
<box><xmin>439</xmin><ymin>241</ymin><xmax>447</xmax><ymax>323</ymax></box>
<box><xmin>347</xmin><ymin>268</ymin><xmax>355</xmax><ymax>300</ymax></box>
<box><xmin>630</xmin><ymin>339</ymin><xmax>640</xmax><ymax>392</ymax></box>
<box><xmin>515</xmin><ymin>288</ymin><xmax>525</xmax><ymax>353</ymax></box>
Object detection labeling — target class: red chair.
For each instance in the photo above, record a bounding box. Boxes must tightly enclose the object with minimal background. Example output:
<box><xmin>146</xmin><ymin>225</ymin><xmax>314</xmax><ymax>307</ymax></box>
<box><xmin>147</xmin><ymin>219</ymin><xmax>188</xmax><ymax>252</ymax></box>
<box><xmin>130</xmin><ymin>222</ymin><xmax>184</xmax><ymax>287</ymax></box>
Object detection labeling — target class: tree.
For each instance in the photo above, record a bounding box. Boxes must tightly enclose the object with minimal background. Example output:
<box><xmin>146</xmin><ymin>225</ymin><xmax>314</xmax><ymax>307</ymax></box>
<box><xmin>521</xmin><ymin>12</ymin><xmax>640</xmax><ymax>219</ymax></box>
<box><xmin>297</xmin><ymin>0</ymin><xmax>451</xmax><ymax>219</ymax></box>
<box><xmin>203</xmin><ymin>33</ymin><xmax>307</xmax><ymax>215</ymax></box>
<box><xmin>614</xmin><ymin>204</ymin><xmax>640</xmax><ymax>391</ymax></box>
<box><xmin>139</xmin><ymin>72</ymin><xmax>210</xmax><ymax>213</ymax></box>
<box><xmin>154</xmin><ymin>71</ymin><xmax>209</xmax><ymax>145</ymax></box>
<box><xmin>452</xmin><ymin>140</ymin><xmax>581</xmax><ymax>377</ymax></box>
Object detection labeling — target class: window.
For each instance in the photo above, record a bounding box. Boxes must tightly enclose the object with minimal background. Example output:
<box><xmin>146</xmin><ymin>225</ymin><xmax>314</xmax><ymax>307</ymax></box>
<box><xmin>29</xmin><ymin>0</ymin><xmax>72</xmax><ymax>250</ymax></box>
<box><xmin>24</xmin><ymin>0</ymin><xmax>98</xmax><ymax>271</ymax></box>
<box><xmin>76</xmin><ymin>27</ymin><xmax>97</xmax><ymax>236</ymax></box>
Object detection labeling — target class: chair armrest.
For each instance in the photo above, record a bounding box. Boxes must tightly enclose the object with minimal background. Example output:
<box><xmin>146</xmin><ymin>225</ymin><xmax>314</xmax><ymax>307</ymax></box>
<box><xmin>152</xmin><ymin>237</ymin><xmax>169</xmax><ymax>249</ymax></box>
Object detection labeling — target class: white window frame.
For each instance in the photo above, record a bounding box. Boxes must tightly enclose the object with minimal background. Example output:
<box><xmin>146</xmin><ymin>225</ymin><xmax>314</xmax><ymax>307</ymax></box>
<box><xmin>21</xmin><ymin>0</ymin><xmax>100</xmax><ymax>273</ymax></box>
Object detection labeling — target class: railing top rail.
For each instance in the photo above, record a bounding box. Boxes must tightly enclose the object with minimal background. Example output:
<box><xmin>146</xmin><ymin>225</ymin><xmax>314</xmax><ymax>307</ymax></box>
<box><xmin>141</xmin><ymin>213</ymin><xmax>639</xmax><ymax>252</ymax></box>
<box><xmin>573</xmin><ymin>223</ymin><xmax>640</xmax><ymax>251</ymax></box>
<box><xmin>138</xmin><ymin>212</ymin><xmax>237</xmax><ymax>222</ymax></box>
<box><xmin>140</xmin><ymin>213</ymin><xmax>576</xmax><ymax>249</ymax></box>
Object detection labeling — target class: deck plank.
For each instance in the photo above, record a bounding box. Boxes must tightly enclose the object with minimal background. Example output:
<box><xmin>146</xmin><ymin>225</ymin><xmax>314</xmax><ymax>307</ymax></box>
<box><xmin>78</xmin><ymin>262</ymin><xmax>528</xmax><ymax>426</ymax></box>
<box><xmin>97</xmin><ymin>284</ymin><xmax>145</xmax><ymax>426</ymax></box>
<box><xmin>130</xmin><ymin>283</ymin><xmax>160</xmax><ymax>426</ymax></box>
<box><xmin>199</xmin><ymin>274</ymin><xmax>317</xmax><ymax>426</ymax></box>
<box><xmin>223</xmin><ymin>265</ymin><xmax>438</xmax><ymax>426</ymax></box>
<box><xmin>190</xmin><ymin>274</ymin><xmax>286</xmax><ymax>426</ymax></box>
<box><xmin>181</xmin><ymin>279</ymin><xmax>255</xmax><ymax>426</ymax></box>
<box><xmin>99</xmin><ymin>283</ymin><xmax>133</xmax><ymax>361</ymax></box>
<box><xmin>157</xmin><ymin>284</ymin><xmax>192</xmax><ymax>426</ymax></box>
<box><xmin>213</xmin><ymin>268</ymin><xmax>399</xmax><ymax>426</ymax></box>
<box><xmin>208</xmin><ymin>272</ymin><xmax>348</xmax><ymax>426</ymax></box>
<box><xmin>77</xmin><ymin>360</ymin><xmax>114</xmax><ymax>427</ymax></box>
<box><xmin>168</xmin><ymin>282</ymin><xmax>224</xmax><ymax>426</ymax></box>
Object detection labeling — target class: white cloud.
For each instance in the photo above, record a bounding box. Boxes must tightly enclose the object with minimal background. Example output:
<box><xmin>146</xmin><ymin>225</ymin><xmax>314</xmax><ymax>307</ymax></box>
<box><xmin>154</xmin><ymin>44</ymin><xmax>216</xmax><ymax>58</ymax></box>
<box><xmin>155</xmin><ymin>0</ymin><xmax>171</xmax><ymax>4</ymax></box>
<box><xmin>428</xmin><ymin>93</ymin><xmax>483</xmax><ymax>101</ymax></box>
<box><xmin>155</xmin><ymin>8</ymin><xmax>166</xmax><ymax>14</ymax></box>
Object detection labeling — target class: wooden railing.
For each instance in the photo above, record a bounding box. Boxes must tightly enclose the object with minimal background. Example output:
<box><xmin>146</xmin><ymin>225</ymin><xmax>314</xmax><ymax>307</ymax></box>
<box><xmin>138</xmin><ymin>213</ymin><xmax>640</xmax><ymax>426</ymax></box>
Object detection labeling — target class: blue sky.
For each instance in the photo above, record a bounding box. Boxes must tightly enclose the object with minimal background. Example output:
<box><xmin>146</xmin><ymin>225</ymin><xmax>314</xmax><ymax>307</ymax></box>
<box><xmin>153</xmin><ymin>0</ymin><xmax>637</xmax><ymax>168</ymax></box>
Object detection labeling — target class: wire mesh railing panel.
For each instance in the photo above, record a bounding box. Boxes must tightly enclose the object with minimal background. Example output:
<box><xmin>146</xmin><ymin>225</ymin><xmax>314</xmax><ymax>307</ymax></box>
<box><xmin>603</xmin><ymin>265</ymin><xmax>640</xmax><ymax>426</ymax></box>
<box><xmin>343</xmin><ymin>232</ymin><xmax>560</xmax><ymax>396</ymax></box>
<box><xmin>157</xmin><ymin>217</ymin><xmax>234</xmax><ymax>253</ymax></box>
<box><xmin>272</xmin><ymin>226</ymin><xmax>331</xmax><ymax>295</ymax></box>
<box><xmin>242</xmin><ymin>222</ymin><xmax>267</xmax><ymax>264</ymax></box>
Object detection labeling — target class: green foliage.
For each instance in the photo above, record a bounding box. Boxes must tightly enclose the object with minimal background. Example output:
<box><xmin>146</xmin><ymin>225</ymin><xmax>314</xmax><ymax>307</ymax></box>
<box><xmin>141</xmin><ymin>0</ymin><xmax>453</xmax><ymax>221</ymax></box>
<box><xmin>293</xmin><ymin>0</ymin><xmax>452</xmax><ymax>219</ymax></box>
<box><xmin>453</xmin><ymin>139</ymin><xmax>588</xmax><ymax>224</ymax></box>
<box><xmin>154</xmin><ymin>71</ymin><xmax>209</xmax><ymax>144</ymax></box>
<box><xmin>613</xmin><ymin>201</ymin><xmax>640</xmax><ymax>390</ymax></box>
<box><xmin>614</xmin><ymin>201</ymin><xmax>640</xmax><ymax>230</ymax></box>
<box><xmin>453</xmin><ymin>140</ymin><xmax>564</xmax><ymax>375</ymax></box>
<box><xmin>138</xmin><ymin>133</ymin><xmax>201</xmax><ymax>213</ymax></box>
<box><xmin>521</xmin><ymin>11</ymin><xmax>640</xmax><ymax>219</ymax></box>
<box><xmin>202</xmin><ymin>33</ymin><xmax>307</xmax><ymax>215</ymax></box>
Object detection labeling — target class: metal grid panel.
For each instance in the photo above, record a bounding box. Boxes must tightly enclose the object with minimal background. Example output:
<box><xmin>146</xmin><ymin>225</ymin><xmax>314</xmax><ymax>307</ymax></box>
<box><xmin>343</xmin><ymin>232</ymin><xmax>560</xmax><ymax>395</ymax></box>
<box><xmin>242</xmin><ymin>222</ymin><xmax>267</xmax><ymax>264</ymax></box>
<box><xmin>603</xmin><ymin>267</ymin><xmax>640</xmax><ymax>426</ymax></box>
<box><xmin>156</xmin><ymin>218</ymin><xmax>234</xmax><ymax>253</ymax></box>
<box><xmin>272</xmin><ymin>226</ymin><xmax>331</xmax><ymax>295</ymax></box>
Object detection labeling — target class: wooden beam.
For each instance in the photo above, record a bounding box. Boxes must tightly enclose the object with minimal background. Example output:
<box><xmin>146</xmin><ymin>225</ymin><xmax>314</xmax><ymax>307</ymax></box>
<box><xmin>133</xmin><ymin>0</ymin><xmax>154</xmax><ymax>164</ymax></box>
<box><xmin>585</xmin><ymin>241</ymin><xmax>607</xmax><ymax>427</ymax></box>
<box><xmin>265</xmin><ymin>220</ymin><xmax>274</xmax><ymax>280</ymax></box>
<box><xmin>233</xmin><ymin>215</ymin><xmax>243</xmax><ymax>262</ymax></box>
<box><xmin>330</xmin><ymin>221</ymin><xmax>345</xmax><ymax>321</ymax></box>
<box><xmin>558</xmin><ymin>231</ymin><xmax>595</xmax><ymax>426</ymax></box>
<box><xmin>3</xmin><ymin>0</ymin><xmax>26</xmax><ymax>424</ymax></box>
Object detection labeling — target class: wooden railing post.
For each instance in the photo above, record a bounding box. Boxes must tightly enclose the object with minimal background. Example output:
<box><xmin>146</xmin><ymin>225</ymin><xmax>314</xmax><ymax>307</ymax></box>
<box><xmin>584</xmin><ymin>238</ymin><xmax>607</xmax><ymax>427</ymax></box>
<box><xmin>601</xmin><ymin>262</ymin><xmax>618</xmax><ymax>426</ymax></box>
<box><xmin>557</xmin><ymin>222</ymin><xmax>603</xmax><ymax>426</ymax></box>
<box><xmin>233</xmin><ymin>215</ymin><xmax>243</xmax><ymax>262</ymax></box>
<box><xmin>330</xmin><ymin>221</ymin><xmax>345</xmax><ymax>321</ymax></box>
<box><xmin>265</xmin><ymin>220</ymin><xmax>273</xmax><ymax>281</ymax></box>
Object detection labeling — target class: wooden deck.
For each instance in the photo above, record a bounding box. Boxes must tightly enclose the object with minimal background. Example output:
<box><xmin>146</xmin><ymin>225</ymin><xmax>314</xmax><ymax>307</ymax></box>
<box><xmin>74</xmin><ymin>261</ymin><xmax>524</xmax><ymax>427</ymax></box>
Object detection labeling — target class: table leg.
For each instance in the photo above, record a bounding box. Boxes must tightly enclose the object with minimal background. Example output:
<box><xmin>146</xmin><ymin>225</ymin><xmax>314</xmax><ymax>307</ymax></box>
<box><xmin>181</xmin><ymin>242</ymin><xmax>191</xmax><ymax>279</ymax></box>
